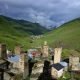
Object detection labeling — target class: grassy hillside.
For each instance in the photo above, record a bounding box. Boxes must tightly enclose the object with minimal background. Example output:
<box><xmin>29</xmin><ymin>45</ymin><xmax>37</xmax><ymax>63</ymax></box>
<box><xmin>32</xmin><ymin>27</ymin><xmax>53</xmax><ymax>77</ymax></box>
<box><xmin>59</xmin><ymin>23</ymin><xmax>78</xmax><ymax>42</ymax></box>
<box><xmin>33</xmin><ymin>18</ymin><xmax>80</xmax><ymax>51</ymax></box>
<box><xmin>0</xmin><ymin>15</ymin><xmax>48</xmax><ymax>50</ymax></box>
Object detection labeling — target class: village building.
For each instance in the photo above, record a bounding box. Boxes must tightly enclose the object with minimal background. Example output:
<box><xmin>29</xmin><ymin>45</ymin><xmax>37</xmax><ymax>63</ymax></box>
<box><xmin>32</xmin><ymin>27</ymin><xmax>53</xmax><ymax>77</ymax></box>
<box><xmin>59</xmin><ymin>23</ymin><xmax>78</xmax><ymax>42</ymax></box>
<box><xmin>54</xmin><ymin>47</ymin><xmax>62</xmax><ymax>64</ymax></box>
<box><xmin>60</xmin><ymin>61</ymin><xmax>68</xmax><ymax>71</ymax></box>
<box><xmin>69</xmin><ymin>55</ymin><xmax>80</xmax><ymax>71</ymax></box>
<box><xmin>8</xmin><ymin>55</ymin><xmax>20</xmax><ymax>69</ymax></box>
<box><xmin>0</xmin><ymin>43</ymin><xmax>28</xmax><ymax>80</ymax></box>
<box><xmin>28</xmin><ymin>49</ymin><xmax>41</xmax><ymax>59</ymax></box>
<box><xmin>1</xmin><ymin>41</ymin><xmax>80</xmax><ymax>80</ymax></box>
<box><xmin>8</xmin><ymin>52</ymin><xmax>28</xmax><ymax>79</ymax></box>
<box><xmin>51</xmin><ymin>63</ymin><xmax>64</xmax><ymax>79</ymax></box>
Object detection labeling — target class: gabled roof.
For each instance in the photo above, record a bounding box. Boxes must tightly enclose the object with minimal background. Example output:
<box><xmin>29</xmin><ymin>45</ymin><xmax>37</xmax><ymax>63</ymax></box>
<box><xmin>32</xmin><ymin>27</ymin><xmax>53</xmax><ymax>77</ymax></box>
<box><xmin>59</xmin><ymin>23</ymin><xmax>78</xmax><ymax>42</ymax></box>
<box><xmin>51</xmin><ymin>63</ymin><xmax>64</xmax><ymax>71</ymax></box>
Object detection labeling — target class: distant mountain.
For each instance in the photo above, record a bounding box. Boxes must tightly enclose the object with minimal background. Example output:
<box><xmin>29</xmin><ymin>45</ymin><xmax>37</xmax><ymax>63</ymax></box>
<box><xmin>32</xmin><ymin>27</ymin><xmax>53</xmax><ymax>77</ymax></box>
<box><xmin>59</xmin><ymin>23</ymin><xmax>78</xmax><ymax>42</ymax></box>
<box><xmin>0</xmin><ymin>15</ymin><xmax>49</xmax><ymax>49</ymax></box>
<box><xmin>33</xmin><ymin>18</ymin><xmax>80</xmax><ymax>51</ymax></box>
<box><xmin>0</xmin><ymin>15</ymin><xmax>49</xmax><ymax>35</ymax></box>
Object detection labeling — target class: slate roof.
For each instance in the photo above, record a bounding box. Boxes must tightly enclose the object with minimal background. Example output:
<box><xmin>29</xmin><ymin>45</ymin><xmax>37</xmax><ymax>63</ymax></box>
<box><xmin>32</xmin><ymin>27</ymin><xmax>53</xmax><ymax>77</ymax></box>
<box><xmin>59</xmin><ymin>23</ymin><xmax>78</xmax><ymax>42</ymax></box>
<box><xmin>8</xmin><ymin>55</ymin><xmax>20</xmax><ymax>63</ymax></box>
<box><xmin>60</xmin><ymin>62</ymin><xmax>68</xmax><ymax>67</ymax></box>
<box><xmin>51</xmin><ymin>63</ymin><xmax>64</xmax><ymax>71</ymax></box>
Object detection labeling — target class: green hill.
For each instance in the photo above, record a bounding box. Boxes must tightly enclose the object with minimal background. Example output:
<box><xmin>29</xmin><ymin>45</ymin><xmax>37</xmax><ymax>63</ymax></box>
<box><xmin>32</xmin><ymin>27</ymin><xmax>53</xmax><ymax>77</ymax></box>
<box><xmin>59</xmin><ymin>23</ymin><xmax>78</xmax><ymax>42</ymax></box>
<box><xmin>0</xmin><ymin>15</ymin><xmax>48</xmax><ymax>50</ymax></box>
<box><xmin>33</xmin><ymin>18</ymin><xmax>80</xmax><ymax>51</ymax></box>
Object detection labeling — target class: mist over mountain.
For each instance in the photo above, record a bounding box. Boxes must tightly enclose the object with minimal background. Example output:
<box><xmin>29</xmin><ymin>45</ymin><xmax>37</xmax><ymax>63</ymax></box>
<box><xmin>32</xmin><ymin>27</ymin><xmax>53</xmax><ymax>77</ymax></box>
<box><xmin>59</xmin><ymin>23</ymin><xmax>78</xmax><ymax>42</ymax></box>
<box><xmin>0</xmin><ymin>15</ymin><xmax>49</xmax><ymax>49</ymax></box>
<box><xmin>33</xmin><ymin>18</ymin><xmax>80</xmax><ymax>51</ymax></box>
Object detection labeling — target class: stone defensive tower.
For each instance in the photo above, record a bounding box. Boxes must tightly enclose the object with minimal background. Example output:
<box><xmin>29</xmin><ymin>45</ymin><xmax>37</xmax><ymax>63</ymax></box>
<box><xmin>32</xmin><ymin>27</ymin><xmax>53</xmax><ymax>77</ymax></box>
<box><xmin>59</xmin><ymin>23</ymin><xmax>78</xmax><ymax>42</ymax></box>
<box><xmin>19</xmin><ymin>52</ymin><xmax>28</xmax><ymax>79</ymax></box>
<box><xmin>69</xmin><ymin>56</ymin><xmax>79</xmax><ymax>70</ymax></box>
<box><xmin>19</xmin><ymin>53</ymin><xmax>26</xmax><ymax>72</ymax></box>
<box><xmin>0</xmin><ymin>44</ymin><xmax>7</xmax><ymax>59</ymax></box>
<box><xmin>54</xmin><ymin>47</ymin><xmax>62</xmax><ymax>64</ymax></box>
<box><xmin>14</xmin><ymin>45</ymin><xmax>23</xmax><ymax>55</ymax></box>
<box><xmin>42</xmin><ymin>41</ymin><xmax>49</xmax><ymax>57</ymax></box>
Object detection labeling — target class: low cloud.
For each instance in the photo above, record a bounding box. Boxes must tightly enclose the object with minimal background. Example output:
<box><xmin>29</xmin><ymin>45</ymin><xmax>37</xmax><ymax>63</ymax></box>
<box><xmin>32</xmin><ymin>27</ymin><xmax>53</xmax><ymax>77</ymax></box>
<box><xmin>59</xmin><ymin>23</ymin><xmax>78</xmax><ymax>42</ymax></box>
<box><xmin>0</xmin><ymin>0</ymin><xmax>80</xmax><ymax>28</ymax></box>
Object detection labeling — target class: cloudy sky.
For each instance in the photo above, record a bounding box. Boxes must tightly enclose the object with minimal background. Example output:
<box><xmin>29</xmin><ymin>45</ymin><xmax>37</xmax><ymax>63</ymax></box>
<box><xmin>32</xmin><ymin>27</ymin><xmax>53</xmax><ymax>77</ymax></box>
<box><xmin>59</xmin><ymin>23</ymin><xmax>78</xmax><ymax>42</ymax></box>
<box><xmin>0</xmin><ymin>0</ymin><xmax>80</xmax><ymax>28</ymax></box>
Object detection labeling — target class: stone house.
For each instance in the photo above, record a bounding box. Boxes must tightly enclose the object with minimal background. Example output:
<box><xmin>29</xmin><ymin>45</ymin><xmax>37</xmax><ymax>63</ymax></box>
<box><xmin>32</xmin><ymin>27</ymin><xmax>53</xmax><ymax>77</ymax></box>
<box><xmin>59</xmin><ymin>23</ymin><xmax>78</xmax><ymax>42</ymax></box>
<box><xmin>28</xmin><ymin>49</ymin><xmax>41</xmax><ymax>59</ymax></box>
<box><xmin>8</xmin><ymin>53</ymin><xmax>28</xmax><ymax>79</ymax></box>
<box><xmin>8</xmin><ymin>55</ymin><xmax>20</xmax><ymax>68</ymax></box>
<box><xmin>0</xmin><ymin>43</ymin><xmax>28</xmax><ymax>80</ymax></box>
<box><xmin>60</xmin><ymin>61</ymin><xmax>68</xmax><ymax>71</ymax></box>
<box><xmin>51</xmin><ymin>63</ymin><xmax>64</xmax><ymax>79</ymax></box>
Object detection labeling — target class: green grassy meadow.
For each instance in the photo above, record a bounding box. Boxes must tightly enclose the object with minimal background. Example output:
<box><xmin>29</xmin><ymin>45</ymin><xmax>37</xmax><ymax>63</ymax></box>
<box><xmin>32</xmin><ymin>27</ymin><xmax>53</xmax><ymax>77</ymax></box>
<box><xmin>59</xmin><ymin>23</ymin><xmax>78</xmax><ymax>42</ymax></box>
<box><xmin>32</xmin><ymin>19</ymin><xmax>80</xmax><ymax>50</ymax></box>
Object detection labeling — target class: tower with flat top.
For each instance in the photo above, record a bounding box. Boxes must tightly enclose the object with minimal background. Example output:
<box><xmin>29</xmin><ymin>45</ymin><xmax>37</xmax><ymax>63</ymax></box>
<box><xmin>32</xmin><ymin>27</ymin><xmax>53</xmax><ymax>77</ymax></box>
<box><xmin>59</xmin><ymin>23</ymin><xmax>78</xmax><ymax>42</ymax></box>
<box><xmin>54</xmin><ymin>47</ymin><xmax>62</xmax><ymax>64</ymax></box>
<box><xmin>69</xmin><ymin>55</ymin><xmax>79</xmax><ymax>70</ymax></box>
<box><xmin>0</xmin><ymin>44</ymin><xmax>7</xmax><ymax>59</ymax></box>
<box><xmin>18</xmin><ymin>52</ymin><xmax>28</xmax><ymax>79</ymax></box>
<box><xmin>42</xmin><ymin>41</ymin><xmax>49</xmax><ymax>57</ymax></box>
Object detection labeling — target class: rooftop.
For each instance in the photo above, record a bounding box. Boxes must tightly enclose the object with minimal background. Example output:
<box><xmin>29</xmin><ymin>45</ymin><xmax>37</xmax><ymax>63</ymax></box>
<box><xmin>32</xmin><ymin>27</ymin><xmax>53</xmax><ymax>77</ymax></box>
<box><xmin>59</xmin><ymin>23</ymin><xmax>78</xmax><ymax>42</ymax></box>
<box><xmin>51</xmin><ymin>63</ymin><xmax>64</xmax><ymax>71</ymax></box>
<box><xmin>8</xmin><ymin>55</ymin><xmax>20</xmax><ymax>63</ymax></box>
<box><xmin>60</xmin><ymin>61</ymin><xmax>68</xmax><ymax>67</ymax></box>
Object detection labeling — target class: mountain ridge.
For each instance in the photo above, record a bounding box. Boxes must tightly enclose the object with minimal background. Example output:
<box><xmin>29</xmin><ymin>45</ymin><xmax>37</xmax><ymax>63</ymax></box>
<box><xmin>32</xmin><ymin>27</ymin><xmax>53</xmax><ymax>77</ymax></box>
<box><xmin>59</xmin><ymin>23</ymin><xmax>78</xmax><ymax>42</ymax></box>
<box><xmin>0</xmin><ymin>15</ymin><xmax>49</xmax><ymax>49</ymax></box>
<box><xmin>33</xmin><ymin>18</ymin><xmax>80</xmax><ymax>51</ymax></box>
<box><xmin>0</xmin><ymin>15</ymin><xmax>49</xmax><ymax>35</ymax></box>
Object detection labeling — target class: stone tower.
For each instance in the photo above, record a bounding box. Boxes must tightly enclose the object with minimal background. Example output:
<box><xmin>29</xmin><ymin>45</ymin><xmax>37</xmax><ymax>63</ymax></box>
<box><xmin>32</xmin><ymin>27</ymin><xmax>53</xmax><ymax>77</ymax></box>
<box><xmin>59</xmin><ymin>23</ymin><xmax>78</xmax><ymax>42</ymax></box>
<box><xmin>19</xmin><ymin>52</ymin><xmax>28</xmax><ymax>79</ymax></box>
<box><xmin>42</xmin><ymin>41</ymin><xmax>49</xmax><ymax>57</ymax></box>
<box><xmin>14</xmin><ymin>46</ymin><xmax>22</xmax><ymax>55</ymax></box>
<box><xmin>19</xmin><ymin>53</ymin><xmax>26</xmax><ymax>72</ymax></box>
<box><xmin>54</xmin><ymin>47</ymin><xmax>62</xmax><ymax>64</ymax></box>
<box><xmin>69</xmin><ymin>56</ymin><xmax>79</xmax><ymax>70</ymax></box>
<box><xmin>0</xmin><ymin>44</ymin><xmax>7</xmax><ymax>59</ymax></box>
